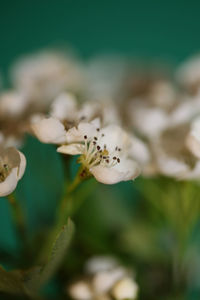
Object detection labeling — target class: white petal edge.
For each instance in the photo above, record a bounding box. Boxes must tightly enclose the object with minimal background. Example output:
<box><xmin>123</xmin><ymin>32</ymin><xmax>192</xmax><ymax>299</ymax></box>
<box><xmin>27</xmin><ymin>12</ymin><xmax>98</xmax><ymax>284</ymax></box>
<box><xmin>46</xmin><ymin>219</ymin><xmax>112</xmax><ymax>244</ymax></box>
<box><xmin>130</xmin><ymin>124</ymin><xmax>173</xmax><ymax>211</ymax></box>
<box><xmin>57</xmin><ymin>144</ymin><xmax>84</xmax><ymax>155</ymax></box>
<box><xmin>31</xmin><ymin>117</ymin><xmax>67</xmax><ymax>144</ymax></box>
<box><xmin>17</xmin><ymin>151</ymin><xmax>26</xmax><ymax>179</ymax></box>
<box><xmin>90</xmin><ymin>159</ymin><xmax>140</xmax><ymax>184</ymax></box>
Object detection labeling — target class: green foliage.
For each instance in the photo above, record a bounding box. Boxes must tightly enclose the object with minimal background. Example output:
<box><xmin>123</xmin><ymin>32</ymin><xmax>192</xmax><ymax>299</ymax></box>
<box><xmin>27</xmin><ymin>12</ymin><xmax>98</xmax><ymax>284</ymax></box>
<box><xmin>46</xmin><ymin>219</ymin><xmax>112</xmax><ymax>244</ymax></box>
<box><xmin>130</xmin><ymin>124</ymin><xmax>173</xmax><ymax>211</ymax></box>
<box><xmin>24</xmin><ymin>219</ymin><xmax>75</xmax><ymax>294</ymax></box>
<box><xmin>0</xmin><ymin>219</ymin><xmax>74</xmax><ymax>298</ymax></box>
<box><xmin>0</xmin><ymin>266</ymin><xmax>26</xmax><ymax>295</ymax></box>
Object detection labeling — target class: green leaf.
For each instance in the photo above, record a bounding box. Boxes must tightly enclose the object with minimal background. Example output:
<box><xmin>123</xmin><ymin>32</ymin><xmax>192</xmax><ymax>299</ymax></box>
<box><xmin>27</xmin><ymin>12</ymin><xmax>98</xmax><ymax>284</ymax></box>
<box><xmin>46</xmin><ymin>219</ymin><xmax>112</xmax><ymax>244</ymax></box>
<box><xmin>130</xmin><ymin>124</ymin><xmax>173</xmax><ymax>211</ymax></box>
<box><xmin>0</xmin><ymin>266</ymin><xmax>25</xmax><ymax>295</ymax></box>
<box><xmin>24</xmin><ymin>219</ymin><xmax>75</xmax><ymax>293</ymax></box>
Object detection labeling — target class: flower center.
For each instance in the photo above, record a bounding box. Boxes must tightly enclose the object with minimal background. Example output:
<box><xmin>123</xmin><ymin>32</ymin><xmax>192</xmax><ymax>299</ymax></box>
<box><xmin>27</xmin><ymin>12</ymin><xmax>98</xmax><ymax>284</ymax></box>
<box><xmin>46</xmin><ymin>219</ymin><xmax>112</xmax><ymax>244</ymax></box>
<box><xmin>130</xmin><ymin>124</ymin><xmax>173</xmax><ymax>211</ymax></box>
<box><xmin>78</xmin><ymin>129</ymin><xmax>121</xmax><ymax>171</ymax></box>
<box><xmin>0</xmin><ymin>159</ymin><xmax>10</xmax><ymax>182</ymax></box>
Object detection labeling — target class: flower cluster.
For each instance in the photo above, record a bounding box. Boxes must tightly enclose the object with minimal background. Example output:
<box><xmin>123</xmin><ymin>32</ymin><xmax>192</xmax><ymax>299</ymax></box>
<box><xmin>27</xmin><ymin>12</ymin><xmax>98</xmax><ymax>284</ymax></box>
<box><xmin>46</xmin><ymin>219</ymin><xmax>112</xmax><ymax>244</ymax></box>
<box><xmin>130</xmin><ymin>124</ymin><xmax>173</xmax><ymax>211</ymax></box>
<box><xmin>68</xmin><ymin>256</ymin><xmax>138</xmax><ymax>300</ymax></box>
<box><xmin>3</xmin><ymin>49</ymin><xmax>200</xmax><ymax>195</ymax></box>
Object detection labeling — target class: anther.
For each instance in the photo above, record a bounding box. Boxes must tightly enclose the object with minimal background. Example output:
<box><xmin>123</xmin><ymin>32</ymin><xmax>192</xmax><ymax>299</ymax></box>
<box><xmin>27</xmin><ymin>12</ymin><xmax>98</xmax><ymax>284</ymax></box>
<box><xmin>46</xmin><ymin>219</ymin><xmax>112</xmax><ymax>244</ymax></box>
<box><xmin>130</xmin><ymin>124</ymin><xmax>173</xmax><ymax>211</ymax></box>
<box><xmin>115</xmin><ymin>146</ymin><xmax>118</xmax><ymax>151</ymax></box>
<box><xmin>93</xmin><ymin>141</ymin><xmax>96</xmax><ymax>145</ymax></box>
<box><xmin>101</xmin><ymin>134</ymin><xmax>105</xmax><ymax>137</ymax></box>
<box><xmin>97</xmin><ymin>145</ymin><xmax>101</xmax><ymax>150</ymax></box>
<box><xmin>106</xmin><ymin>159</ymin><xmax>109</xmax><ymax>163</ymax></box>
<box><xmin>117</xmin><ymin>158</ymin><xmax>120</xmax><ymax>163</ymax></box>
<box><xmin>113</xmin><ymin>157</ymin><xmax>117</xmax><ymax>160</ymax></box>
<box><xmin>94</xmin><ymin>137</ymin><xmax>98</xmax><ymax>141</ymax></box>
<box><xmin>96</xmin><ymin>128</ymin><xmax>100</xmax><ymax>132</ymax></box>
<box><xmin>118</xmin><ymin>148</ymin><xmax>121</xmax><ymax>151</ymax></box>
<box><xmin>84</xmin><ymin>135</ymin><xmax>87</xmax><ymax>139</ymax></box>
<box><xmin>104</xmin><ymin>144</ymin><xmax>106</xmax><ymax>149</ymax></box>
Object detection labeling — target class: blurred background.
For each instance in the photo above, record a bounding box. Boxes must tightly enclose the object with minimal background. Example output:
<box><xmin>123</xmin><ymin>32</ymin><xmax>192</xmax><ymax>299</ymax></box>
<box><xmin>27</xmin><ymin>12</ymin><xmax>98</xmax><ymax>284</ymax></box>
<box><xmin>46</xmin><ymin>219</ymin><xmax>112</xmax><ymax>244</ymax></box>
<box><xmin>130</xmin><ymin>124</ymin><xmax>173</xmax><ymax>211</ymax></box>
<box><xmin>1</xmin><ymin>1</ymin><xmax>200</xmax><ymax>299</ymax></box>
<box><xmin>1</xmin><ymin>0</ymin><xmax>200</xmax><ymax>73</ymax></box>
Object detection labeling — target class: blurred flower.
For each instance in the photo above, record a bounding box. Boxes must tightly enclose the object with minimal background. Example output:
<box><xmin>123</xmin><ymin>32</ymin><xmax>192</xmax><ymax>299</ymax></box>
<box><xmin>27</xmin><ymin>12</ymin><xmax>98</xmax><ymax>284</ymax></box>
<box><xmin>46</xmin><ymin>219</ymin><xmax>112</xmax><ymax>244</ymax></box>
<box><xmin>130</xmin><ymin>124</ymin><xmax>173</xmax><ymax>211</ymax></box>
<box><xmin>176</xmin><ymin>54</ymin><xmax>200</xmax><ymax>94</ymax></box>
<box><xmin>68</xmin><ymin>256</ymin><xmax>138</xmax><ymax>300</ymax></box>
<box><xmin>31</xmin><ymin>90</ymin><xmax>125</xmax><ymax>145</ymax></box>
<box><xmin>31</xmin><ymin>116</ymin><xmax>67</xmax><ymax>144</ymax></box>
<box><xmin>151</xmin><ymin>123</ymin><xmax>200</xmax><ymax>179</ymax></box>
<box><xmin>57</xmin><ymin>120</ymin><xmax>141</xmax><ymax>184</ymax></box>
<box><xmin>186</xmin><ymin>116</ymin><xmax>200</xmax><ymax>159</ymax></box>
<box><xmin>111</xmin><ymin>277</ymin><xmax>138</xmax><ymax>300</ymax></box>
<box><xmin>0</xmin><ymin>91</ymin><xmax>32</xmax><ymax>148</ymax></box>
<box><xmin>126</xmin><ymin>79</ymin><xmax>178</xmax><ymax>138</ymax></box>
<box><xmin>0</xmin><ymin>146</ymin><xmax>26</xmax><ymax>197</ymax></box>
<box><xmin>10</xmin><ymin>50</ymin><xmax>86</xmax><ymax>109</ymax></box>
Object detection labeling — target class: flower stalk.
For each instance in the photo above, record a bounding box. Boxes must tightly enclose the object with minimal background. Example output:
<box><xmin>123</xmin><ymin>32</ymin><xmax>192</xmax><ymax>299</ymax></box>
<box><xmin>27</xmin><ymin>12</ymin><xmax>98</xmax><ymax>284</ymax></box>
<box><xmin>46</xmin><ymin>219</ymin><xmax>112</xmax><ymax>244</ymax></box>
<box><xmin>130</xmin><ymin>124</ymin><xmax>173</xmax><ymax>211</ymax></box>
<box><xmin>7</xmin><ymin>193</ymin><xmax>26</xmax><ymax>245</ymax></box>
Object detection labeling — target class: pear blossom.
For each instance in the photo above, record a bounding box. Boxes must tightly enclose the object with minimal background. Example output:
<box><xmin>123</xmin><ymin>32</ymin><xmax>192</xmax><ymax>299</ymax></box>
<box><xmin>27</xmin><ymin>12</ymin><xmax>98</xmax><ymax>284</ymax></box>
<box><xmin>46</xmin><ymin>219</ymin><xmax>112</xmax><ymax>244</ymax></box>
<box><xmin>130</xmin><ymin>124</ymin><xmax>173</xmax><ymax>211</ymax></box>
<box><xmin>68</xmin><ymin>256</ymin><xmax>138</xmax><ymax>300</ymax></box>
<box><xmin>10</xmin><ymin>50</ymin><xmax>86</xmax><ymax>108</ymax></box>
<box><xmin>31</xmin><ymin>116</ymin><xmax>67</xmax><ymax>144</ymax></box>
<box><xmin>0</xmin><ymin>90</ymin><xmax>32</xmax><ymax>148</ymax></box>
<box><xmin>125</xmin><ymin>78</ymin><xmax>178</xmax><ymax>138</ymax></box>
<box><xmin>31</xmin><ymin>91</ymin><xmax>126</xmax><ymax>145</ymax></box>
<box><xmin>151</xmin><ymin>123</ymin><xmax>200</xmax><ymax>179</ymax></box>
<box><xmin>57</xmin><ymin>120</ymin><xmax>141</xmax><ymax>184</ymax></box>
<box><xmin>111</xmin><ymin>277</ymin><xmax>138</xmax><ymax>300</ymax></box>
<box><xmin>0</xmin><ymin>146</ymin><xmax>26</xmax><ymax>197</ymax></box>
<box><xmin>176</xmin><ymin>54</ymin><xmax>200</xmax><ymax>93</ymax></box>
<box><xmin>0</xmin><ymin>91</ymin><xmax>30</xmax><ymax>118</ymax></box>
<box><xmin>186</xmin><ymin>116</ymin><xmax>200</xmax><ymax>159</ymax></box>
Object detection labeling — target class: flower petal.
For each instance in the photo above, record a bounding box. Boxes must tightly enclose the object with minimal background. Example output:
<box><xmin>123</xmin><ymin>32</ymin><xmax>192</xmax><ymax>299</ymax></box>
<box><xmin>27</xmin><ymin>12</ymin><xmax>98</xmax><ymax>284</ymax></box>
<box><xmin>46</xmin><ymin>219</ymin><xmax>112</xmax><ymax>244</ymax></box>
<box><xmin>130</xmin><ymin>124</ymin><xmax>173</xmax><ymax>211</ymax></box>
<box><xmin>66</xmin><ymin>119</ymin><xmax>100</xmax><ymax>143</ymax></box>
<box><xmin>31</xmin><ymin>117</ymin><xmax>67</xmax><ymax>144</ymax></box>
<box><xmin>17</xmin><ymin>151</ymin><xmax>26</xmax><ymax>179</ymax></box>
<box><xmin>57</xmin><ymin>144</ymin><xmax>84</xmax><ymax>155</ymax></box>
<box><xmin>129</xmin><ymin>136</ymin><xmax>150</xmax><ymax>165</ymax></box>
<box><xmin>50</xmin><ymin>92</ymin><xmax>77</xmax><ymax>121</ymax></box>
<box><xmin>0</xmin><ymin>167</ymin><xmax>18</xmax><ymax>197</ymax></box>
<box><xmin>90</xmin><ymin>159</ymin><xmax>140</xmax><ymax>184</ymax></box>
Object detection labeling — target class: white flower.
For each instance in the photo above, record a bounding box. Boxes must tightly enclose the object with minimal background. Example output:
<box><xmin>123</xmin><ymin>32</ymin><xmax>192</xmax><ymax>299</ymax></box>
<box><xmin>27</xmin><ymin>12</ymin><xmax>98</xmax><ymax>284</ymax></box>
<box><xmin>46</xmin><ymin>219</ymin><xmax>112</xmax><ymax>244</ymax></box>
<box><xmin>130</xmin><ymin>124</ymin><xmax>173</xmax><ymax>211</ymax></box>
<box><xmin>176</xmin><ymin>54</ymin><xmax>200</xmax><ymax>92</ymax></box>
<box><xmin>92</xmin><ymin>267</ymin><xmax>127</xmax><ymax>294</ymax></box>
<box><xmin>186</xmin><ymin>116</ymin><xmax>200</xmax><ymax>159</ymax></box>
<box><xmin>10</xmin><ymin>50</ymin><xmax>85</xmax><ymax>108</ymax></box>
<box><xmin>68</xmin><ymin>256</ymin><xmax>138</xmax><ymax>300</ymax></box>
<box><xmin>111</xmin><ymin>277</ymin><xmax>138</xmax><ymax>300</ymax></box>
<box><xmin>131</xmin><ymin>106</ymin><xmax>170</xmax><ymax>138</ymax></box>
<box><xmin>31</xmin><ymin>117</ymin><xmax>67</xmax><ymax>144</ymax></box>
<box><xmin>68</xmin><ymin>281</ymin><xmax>93</xmax><ymax>300</ymax></box>
<box><xmin>151</xmin><ymin>123</ymin><xmax>200</xmax><ymax>179</ymax></box>
<box><xmin>85</xmin><ymin>256</ymin><xmax>119</xmax><ymax>274</ymax></box>
<box><xmin>0</xmin><ymin>146</ymin><xmax>26</xmax><ymax>197</ymax></box>
<box><xmin>57</xmin><ymin>121</ymin><xmax>140</xmax><ymax>184</ymax></box>
<box><xmin>50</xmin><ymin>92</ymin><xmax>78</xmax><ymax>122</ymax></box>
<box><xmin>0</xmin><ymin>91</ymin><xmax>29</xmax><ymax>118</ymax></box>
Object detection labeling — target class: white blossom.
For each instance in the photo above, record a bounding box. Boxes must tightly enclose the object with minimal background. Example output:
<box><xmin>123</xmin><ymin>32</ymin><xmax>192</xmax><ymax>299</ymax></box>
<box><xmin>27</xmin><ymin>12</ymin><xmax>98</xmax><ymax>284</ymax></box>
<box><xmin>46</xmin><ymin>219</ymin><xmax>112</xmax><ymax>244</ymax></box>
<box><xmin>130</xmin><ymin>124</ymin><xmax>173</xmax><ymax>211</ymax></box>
<box><xmin>10</xmin><ymin>50</ymin><xmax>85</xmax><ymax>108</ymax></box>
<box><xmin>186</xmin><ymin>116</ymin><xmax>200</xmax><ymax>159</ymax></box>
<box><xmin>111</xmin><ymin>277</ymin><xmax>138</xmax><ymax>300</ymax></box>
<box><xmin>68</xmin><ymin>256</ymin><xmax>138</xmax><ymax>300</ymax></box>
<box><xmin>57</xmin><ymin>121</ymin><xmax>140</xmax><ymax>184</ymax></box>
<box><xmin>0</xmin><ymin>146</ymin><xmax>26</xmax><ymax>197</ymax></box>
<box><xmin>31</xmin><ymin>117</ymin><xmax>67</xmax><ymax>144</ymax></box>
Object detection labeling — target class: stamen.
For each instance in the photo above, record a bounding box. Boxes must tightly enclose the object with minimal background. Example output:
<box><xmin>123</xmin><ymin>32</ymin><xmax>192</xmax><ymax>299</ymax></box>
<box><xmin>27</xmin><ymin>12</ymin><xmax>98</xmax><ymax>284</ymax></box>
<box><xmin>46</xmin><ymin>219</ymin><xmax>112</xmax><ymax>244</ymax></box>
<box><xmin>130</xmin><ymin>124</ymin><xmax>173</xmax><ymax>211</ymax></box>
<box><xmin>117</xmin><ymin>158</ymin><xmax>120</xmax><ymax>163</ymax></box>
<box><xmin>84</xmin><ymin>135</ymin><xmax>87</xmax><ymax>139</ymax></box>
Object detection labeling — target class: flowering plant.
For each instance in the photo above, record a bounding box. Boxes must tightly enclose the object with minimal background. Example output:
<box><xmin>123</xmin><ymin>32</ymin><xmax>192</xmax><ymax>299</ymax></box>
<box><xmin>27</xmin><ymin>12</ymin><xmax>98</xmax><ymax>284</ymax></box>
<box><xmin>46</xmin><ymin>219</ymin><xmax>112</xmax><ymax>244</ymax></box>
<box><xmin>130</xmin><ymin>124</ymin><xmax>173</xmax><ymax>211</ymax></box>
<box><xmin>1</xmin><ymin>50</ymin><xmax>200</xmax><ymax>299</ymax></box>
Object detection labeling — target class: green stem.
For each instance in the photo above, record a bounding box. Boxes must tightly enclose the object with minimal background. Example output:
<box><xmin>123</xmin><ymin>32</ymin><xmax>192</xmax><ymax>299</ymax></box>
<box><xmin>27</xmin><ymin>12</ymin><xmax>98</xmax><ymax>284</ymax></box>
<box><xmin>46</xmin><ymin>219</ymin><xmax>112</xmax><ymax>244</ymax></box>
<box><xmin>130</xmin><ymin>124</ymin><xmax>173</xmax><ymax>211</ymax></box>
<box><xmin>38</xmin><ymin>167</ymin><xmax>86</xmax><ymax>263</ymax></box>
<box><xmin>7</xmin><ymin>193</ymin><xmax>26</xmax><ymax>244</ymax></box>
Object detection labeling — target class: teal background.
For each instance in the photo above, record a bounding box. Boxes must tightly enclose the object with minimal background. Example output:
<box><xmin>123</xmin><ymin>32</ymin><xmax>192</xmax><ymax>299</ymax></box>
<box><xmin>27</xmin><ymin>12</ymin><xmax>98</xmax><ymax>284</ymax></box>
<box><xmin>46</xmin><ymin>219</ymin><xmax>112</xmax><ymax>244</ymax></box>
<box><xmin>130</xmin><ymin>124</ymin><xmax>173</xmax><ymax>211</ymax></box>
<box><xmin>1</xmin><ymin>0</ymin><xmax>200</xmax><ymax>75</ymax></box>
